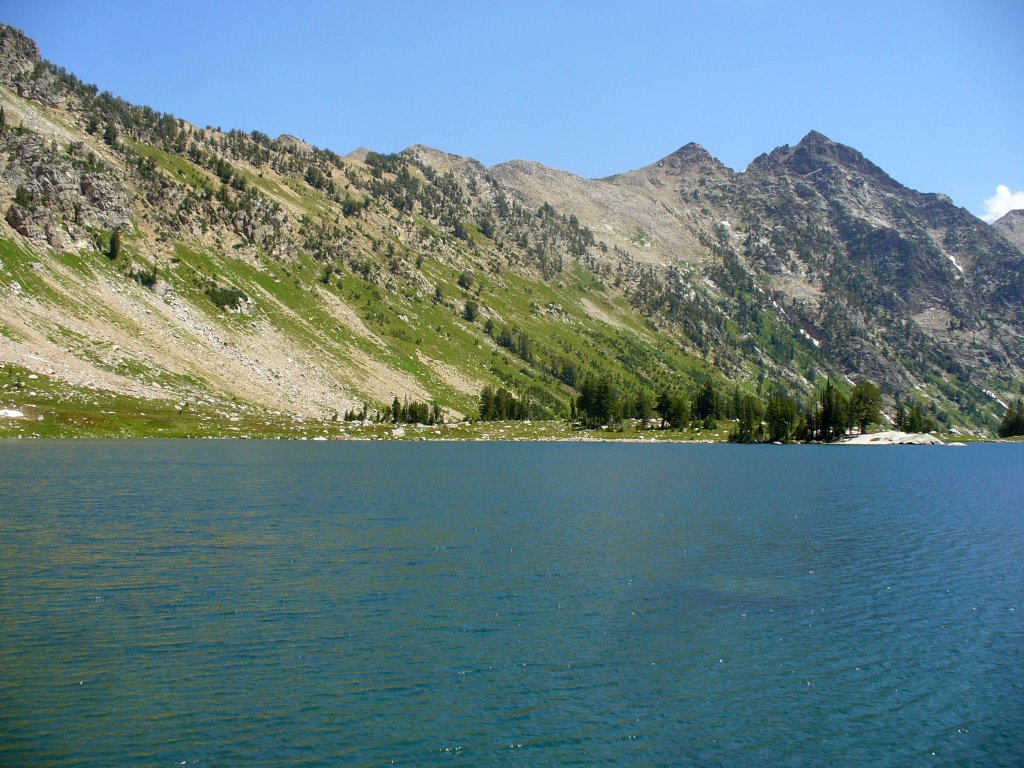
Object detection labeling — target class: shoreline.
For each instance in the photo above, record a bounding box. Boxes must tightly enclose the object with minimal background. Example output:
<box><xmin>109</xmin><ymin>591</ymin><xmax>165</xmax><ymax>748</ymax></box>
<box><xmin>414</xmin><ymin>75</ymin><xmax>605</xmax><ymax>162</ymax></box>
<box><xmin>0</xmin><ymin>429</ymin><xmax>1010</xmax><ymax>444</ymax></box>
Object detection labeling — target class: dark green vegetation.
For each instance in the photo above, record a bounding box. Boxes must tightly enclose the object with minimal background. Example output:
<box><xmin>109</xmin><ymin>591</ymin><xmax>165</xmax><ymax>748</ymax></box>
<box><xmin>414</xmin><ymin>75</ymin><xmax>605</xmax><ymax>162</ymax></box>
<box><xmin>478</xmin><ymin>386</ymin><xmax>532</xmax><ymax>421</ymax></box>
<box><xmin>559</xmin><ymin>372</ymin><xmax>896</xmax><ymax>443</ymax></box>
<box><xmin>997</xmin><ymin>399</ymin><xmax>1024</xmax><ymax>438</ymax></box>
<box><xmin>1</xmin><ymin>24</ymin><xmax>1022</xmax><ymax>439</ymax></box>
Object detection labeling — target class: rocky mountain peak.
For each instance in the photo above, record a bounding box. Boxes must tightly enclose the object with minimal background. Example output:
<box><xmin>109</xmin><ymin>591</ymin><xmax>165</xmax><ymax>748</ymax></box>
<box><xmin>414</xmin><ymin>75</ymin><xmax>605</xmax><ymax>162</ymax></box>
<box><xmin>792</xmin><ymin>130</ymin><xmax>873</xmax><ymax>171</ymax></box>
<box><xmin>653</xmin><ymin>142</ymin><xmax>731</xmax><ymax>176</ymax></box>
<box><xmin>276</xmin><ymin>134</ymin><xmax>313</xmax><ymax>154</ymax></box>
<box><xmin>795</xmin><ymin>129</ymin><xmax>836</xmax><ymax>149</ymax></box>
<box><xmin>993</xmin><ymin>208</ymin><xmax>1024</xmax><ymax>254</ymax></box>
<box><xmin>404</xmin><ymin>144</ymin><xmax>488</xmax><ymax>175</ymax></box>
<box><xmin>747</xmin><ymin>130</ymin><xmax>876</xmax><ymax>179</ymax></box>
<box><xmin>345</xmin><ymin>147</ymin><xmax>373</xmax><ymax>162</ymax></box>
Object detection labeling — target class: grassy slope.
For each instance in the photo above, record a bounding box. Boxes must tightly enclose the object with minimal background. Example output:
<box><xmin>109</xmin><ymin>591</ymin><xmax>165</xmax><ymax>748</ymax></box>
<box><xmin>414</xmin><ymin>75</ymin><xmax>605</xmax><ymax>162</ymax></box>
<box><xmin>0</xmin><ymin>236</ymin><xmax>994</xmax><ymax>441</ymax></box>
<box><xmin>0</xmin><ymin>211</ymin><xmax>724</xmax><ymax>438</ymax></box>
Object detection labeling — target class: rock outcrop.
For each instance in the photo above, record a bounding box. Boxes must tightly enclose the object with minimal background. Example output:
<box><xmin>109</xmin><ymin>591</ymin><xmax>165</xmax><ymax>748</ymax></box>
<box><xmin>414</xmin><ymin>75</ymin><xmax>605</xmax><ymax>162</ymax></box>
<box><xmin>0</xmin><ymin>25</ymin><xmax>40</xmax><ymax>85</ymax></box>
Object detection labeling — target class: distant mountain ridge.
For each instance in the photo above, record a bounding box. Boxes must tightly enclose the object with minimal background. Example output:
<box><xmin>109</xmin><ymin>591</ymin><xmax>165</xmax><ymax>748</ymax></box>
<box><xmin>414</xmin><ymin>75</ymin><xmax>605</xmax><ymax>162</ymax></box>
<box><xmin>0</xmin><ymin>22</ymin><xmax>1021</xmax><ymax>435</ymax></box>
<box><xmin>993</xmin><ymin>208</ymin><xmax>1024</xmax><ymax>253</ymax></box>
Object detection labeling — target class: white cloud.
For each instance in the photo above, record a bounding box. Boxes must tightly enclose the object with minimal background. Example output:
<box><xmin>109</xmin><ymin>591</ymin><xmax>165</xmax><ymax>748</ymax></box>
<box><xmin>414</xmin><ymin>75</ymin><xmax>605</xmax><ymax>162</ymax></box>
<box><xmin>981</xmin><ymin>184</ymin><xmax>1024</xmax><ymax>223</ymax></box>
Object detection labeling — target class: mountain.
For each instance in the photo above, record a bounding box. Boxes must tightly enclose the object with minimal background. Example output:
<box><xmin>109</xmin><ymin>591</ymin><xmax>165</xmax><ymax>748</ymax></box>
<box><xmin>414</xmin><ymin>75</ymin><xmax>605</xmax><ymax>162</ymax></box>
<box><xmin>0</xmin><ymin>23</ymin><xmax>1020</xmax><ymax>436</ymax></box>
<box><xmin>493</xmin><ymin>132</ymin><xmax>1024</xmax><ymax>427</ymax></box>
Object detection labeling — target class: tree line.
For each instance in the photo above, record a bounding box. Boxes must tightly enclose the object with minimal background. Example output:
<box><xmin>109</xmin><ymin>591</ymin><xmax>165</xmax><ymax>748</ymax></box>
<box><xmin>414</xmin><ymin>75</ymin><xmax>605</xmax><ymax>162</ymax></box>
<box><xmin>478</xmin><ymin>386</ymin><xmax>533</xmax><ymax>421</ymax></box>
<box><xmin>338</xmin><ymin>398</ymin><xmax>444</xmax><ymax>425</ymax></box>
<box><xmin>555</xmin><ymin>374</ymin><xmax>927</xmax><ymax>443</ymax></box>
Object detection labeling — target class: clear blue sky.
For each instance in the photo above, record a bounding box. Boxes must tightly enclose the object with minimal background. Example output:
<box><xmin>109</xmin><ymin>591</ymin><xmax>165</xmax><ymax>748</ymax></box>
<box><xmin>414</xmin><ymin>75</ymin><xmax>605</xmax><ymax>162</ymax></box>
<box><xmin>3</xmin><ymin>0</ymin><xmax>1022</xmax><ymax>220</ymax></box>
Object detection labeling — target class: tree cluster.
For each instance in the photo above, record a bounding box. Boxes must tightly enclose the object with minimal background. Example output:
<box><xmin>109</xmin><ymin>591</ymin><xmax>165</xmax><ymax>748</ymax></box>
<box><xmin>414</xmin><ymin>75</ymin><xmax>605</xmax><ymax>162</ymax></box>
<box><xmin>574</xmin><ymin>375</ymin><xmax>624</xmax><ymax>427</ymax></box>
<box><xmin>390</xmin><ymin>397</ymin><xmax>443</xmax><ymax>425</ymax></box>
<box><xmin>894</xmin><ymin>398</ymin><xmax>937</xmax><ymax>435</ymax></box>
<box><xmin>478</xmin><ymin>386</ymin><xmax>532</xmax><ymax>421</ymax></box>
<box><xmin>565</xmin><ymin>372</ymin><xmax>890</xmax><ymax>443</ymax></box>
<box><xmin>731</xmin><ymin>379</ymin><xmax>885</xmax><ymax>443</ymax></box>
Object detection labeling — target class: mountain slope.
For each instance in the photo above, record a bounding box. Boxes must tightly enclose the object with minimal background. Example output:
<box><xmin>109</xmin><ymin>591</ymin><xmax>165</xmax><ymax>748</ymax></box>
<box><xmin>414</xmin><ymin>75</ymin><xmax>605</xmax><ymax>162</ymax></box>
<box><xmin>0</xmin><ymin>23</ymin><xmax>1020</xmax><ymax>436</ymax></box>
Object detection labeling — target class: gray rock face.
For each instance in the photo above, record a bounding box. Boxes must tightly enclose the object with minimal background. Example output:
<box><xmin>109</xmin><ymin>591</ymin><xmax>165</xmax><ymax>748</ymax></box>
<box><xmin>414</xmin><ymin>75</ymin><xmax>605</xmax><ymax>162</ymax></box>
<box><xmin>0</xmin><ymin>25</ymin><xmax>69</xmax><ymax>108</ymax></box>
<box><xmin>2</xmin><ymin>132</ymin><xmax>132</xmax><ymax>248</ymax></box>
<box><xmin>231</xmin><ymin>199</ymin><xmax>289</xmax><ymax>247</ymax></box>
<box><xmin>0</xmin><ymin>25</ymin><xmax>40</xmax><ymax>86</ymax></box>
<box><xmin>5</xmin><ymin>199</ymin><xmax>43</xmax><ymax>239</ymax></box>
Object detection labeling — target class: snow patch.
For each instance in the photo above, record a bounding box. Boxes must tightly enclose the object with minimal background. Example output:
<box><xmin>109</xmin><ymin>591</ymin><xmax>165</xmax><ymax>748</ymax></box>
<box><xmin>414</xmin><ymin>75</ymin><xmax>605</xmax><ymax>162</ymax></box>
<box><xmin>983</xmin><ymin>389</ymin><xmax>1008</xmax><ymax>409</ymax></box>
<box><xmin>799</xmin><ymin>328</ymin><xmax>821</xmax><ymax>347</ymax></box>
<box><xmin>0</xmin><ymin>409</ymin><xmax>25</xmax><ymax>418</ymax></box>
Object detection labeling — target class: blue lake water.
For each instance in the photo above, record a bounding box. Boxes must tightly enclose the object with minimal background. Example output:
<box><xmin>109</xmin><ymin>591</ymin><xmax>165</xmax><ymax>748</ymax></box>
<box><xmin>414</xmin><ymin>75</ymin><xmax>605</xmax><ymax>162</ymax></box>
<box><xmin>1</xmin><ymin>440</ymin><xmax>1022</xmax><ymax>766</ymax></box>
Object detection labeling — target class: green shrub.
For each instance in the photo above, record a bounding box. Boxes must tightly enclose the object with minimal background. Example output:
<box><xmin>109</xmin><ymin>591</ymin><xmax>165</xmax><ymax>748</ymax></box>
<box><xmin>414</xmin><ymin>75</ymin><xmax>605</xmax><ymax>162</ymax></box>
<box><xmin>206</xmin><ymin>285</ymin><xmax>247</xmax><ymax>310</ymax></box>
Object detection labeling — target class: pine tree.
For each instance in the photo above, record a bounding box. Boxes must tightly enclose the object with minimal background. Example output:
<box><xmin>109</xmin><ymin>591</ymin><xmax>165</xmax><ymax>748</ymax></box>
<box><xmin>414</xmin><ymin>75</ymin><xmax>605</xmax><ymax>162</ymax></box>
<box><xmin>765</xmin><ymin>396</ymin><xmax>797</xmax><ymax>442</ymax></box>
<box><xmin>634</xmin><ymin>390</ymin><xmax>653</xmax><ymax>423</ymax></box>
<box><xmin>849</xmin><ymin>380</ymin><xmax>883</xmax><ymax>434</ymax></box>
<box><xmin>479</xmin><ymin>386</ymin><xmax>496</xmax><ymax>420</ymax></box>
<box><xmin>656</xmin><ymin>391</ymin><xmax>672</xmax><ymax>429</ymax></box>
<box><xmin>694</xmin><ymin>380</ymin><xmax>719</xmax><ymax>421</ymax></box>
<box><xmin>108</xmin><ymin>227</ymin><xmax>121</xmax><ymax>260</ymax></box>
<box><xmin>730</xmin><ymin>394</ymin><xmax>764</xmax><ymax>443</ymax></box>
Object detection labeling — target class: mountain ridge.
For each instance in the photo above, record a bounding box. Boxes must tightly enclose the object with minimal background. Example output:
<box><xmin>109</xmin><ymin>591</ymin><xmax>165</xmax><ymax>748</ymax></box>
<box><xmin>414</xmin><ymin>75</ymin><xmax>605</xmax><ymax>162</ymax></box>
<box><xmin>0</xmin><ymin>23</ymin><xmax>1021</xmax><ymax>437</ymax></box>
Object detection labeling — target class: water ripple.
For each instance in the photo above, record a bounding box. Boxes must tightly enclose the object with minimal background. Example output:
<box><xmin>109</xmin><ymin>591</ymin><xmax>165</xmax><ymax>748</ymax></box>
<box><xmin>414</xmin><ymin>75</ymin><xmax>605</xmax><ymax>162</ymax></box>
<box><xmin>1</xmin><ymin>441</ymin><xmax>1022</xmax><ymax>766</ymax></box>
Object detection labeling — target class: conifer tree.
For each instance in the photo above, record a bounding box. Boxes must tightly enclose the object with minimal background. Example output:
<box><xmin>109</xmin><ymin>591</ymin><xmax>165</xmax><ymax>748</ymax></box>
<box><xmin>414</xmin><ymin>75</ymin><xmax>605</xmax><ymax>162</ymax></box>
<box><xmin>656</xmin><ymin>391</ymin><xmax>672</xmax><ymax>429</ymax></box>
<box><xmin>765</xmin><ymin>396</ymin><xmax>797</xmax><ymax>442</ymax></box>
<box><xmin>108</xmin><ymin>227</ymin><xmax>121</xmax><ymax>260</ymax></box>
<box><xmin>997</xmin><ymin>399</ymin><xmax>1024</xmax><ymax>438</ymax></box>
<box><xmin>849</xmin><ymin>380</ymin><xmax>883</xmax><ymax>434</ymax></box>
<box><xmin>730</xmin><ymin>394</ymin><xmax>764</xmax><ymax>443</ymax></box>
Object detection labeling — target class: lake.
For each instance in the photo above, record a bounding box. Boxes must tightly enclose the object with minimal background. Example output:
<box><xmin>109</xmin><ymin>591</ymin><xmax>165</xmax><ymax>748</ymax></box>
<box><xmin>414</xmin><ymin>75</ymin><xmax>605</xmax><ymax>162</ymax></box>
<box><xmin>1</xmin><ymin>441</ymin><xmax>1021</xmax><ymax>766</ymax></box>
